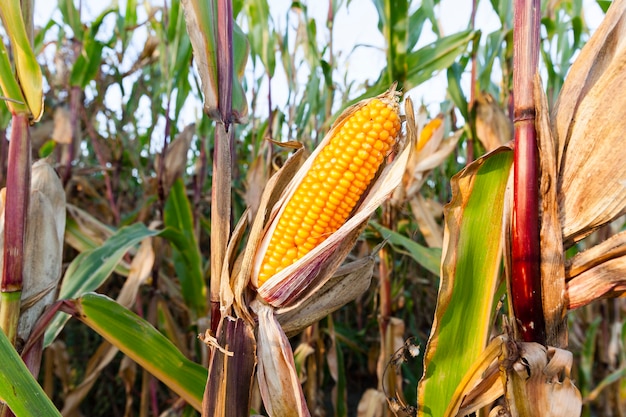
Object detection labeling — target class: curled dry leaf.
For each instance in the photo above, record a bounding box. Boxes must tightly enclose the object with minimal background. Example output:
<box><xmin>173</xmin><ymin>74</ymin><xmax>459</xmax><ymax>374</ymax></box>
<box><xmin>504</xmin><ymin>343</ymin><xmax>582</xmax><ymax>417</ymax></box>
<box><xmin>553</xmin><ymin>0</ymin><xmax>626</xmax><ymax>244</ymax></box>
<box><xmin>155</xmin><ymin>124</ymin><xmax>196</xmax><ymax>192</ymax></box>
<box><xmin>276</xmin><ymin>257</ymin><xmax>373</xmax><ymax>337</ymax></box>
<box><xmin>252</xmin><ymin>301</ymin><xmax>310</xmax><ymax>417</ymax></box>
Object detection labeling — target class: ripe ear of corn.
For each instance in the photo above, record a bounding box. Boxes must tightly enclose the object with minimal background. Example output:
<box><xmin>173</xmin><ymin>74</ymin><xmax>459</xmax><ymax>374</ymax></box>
<box><xmin>417</xmin><ymin>117</ymin><xmax>442</xmax><ymax>152</ymax></box>
<box><xmin>255</xmin><ymin>93</ymin><xmax>401</xmax><ymax>288</ymax></box>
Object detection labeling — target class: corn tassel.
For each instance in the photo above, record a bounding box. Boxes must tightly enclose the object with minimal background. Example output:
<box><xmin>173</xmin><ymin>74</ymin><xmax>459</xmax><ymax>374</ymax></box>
<box><xmin>256</xmin><ymin>95</ymin><xmax>401</xmax><ymax>287</ymax></box>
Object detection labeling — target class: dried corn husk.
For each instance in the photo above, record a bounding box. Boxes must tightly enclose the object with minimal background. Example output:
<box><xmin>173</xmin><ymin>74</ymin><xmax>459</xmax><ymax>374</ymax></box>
<box><xmin>445</xmin><ymin>335</ymin><xmax>507</xmax><ymax>417</ymax></box>
<box><xmin>0</xmin><ymin>161</ymin><xmax>66</xmax><ymax>343</ymax></box>
<box><xmin>252</xmin><ymin>301</ymin><xmax>310</xmax><ymax>417</ymax></box>
<box><xmin>276</xmin><ymin>257</ymin><xmax>373</xmax><ymax>337</ymax></box>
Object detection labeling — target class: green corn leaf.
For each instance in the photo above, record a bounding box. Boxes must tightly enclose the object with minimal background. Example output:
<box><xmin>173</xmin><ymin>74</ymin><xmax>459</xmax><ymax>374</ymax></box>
<box><xmin>370</xmin><ymin>222</ymin><xmax>442</xmax><ymax>276</ymax></box>
<box><xmin>0</xmin><ymin>326</ymin><xmax>61</xmax><ymax>416</ymax></box>
<box><xmin>44</xmin><ymin>223</ymin><xmax>161</xmax><ymax>347</ymax></box>
<box><xmin>58</xmin><ymin>0</ymin><xmax>83</xmax><ymax>41</ymax></box>
<box><xmin>417</xmin><ymin>148</ymin><xmax>513</xmax><ymax>417</ymax></box>
<box><xmin>405</xmin><ymin>30</ymin><xmax>477</xmax><ymax>91</ymax></box>
<box><xmin>72</xmin><ymin>293</ymin><xmax>207</xmax><ymax>411</ymax></box>
<box><xmin>0</xmin><ymin>40</ymin><xmax>28</xmax><ymax>115</ymax></box>
<box><xmin>372</xmin><ymin>0</ymin><xmax>409</xmax><ymax>86</ymax></box>
<box><xmin>69</xmin><ymin>8</ymin><xmax>116</xmax><ymax>88</ymax></box>
<box><xmin>447</xmin><ymin>62</ymin><xmax>469</xmax><ymax>121</ymax></box>
<box><xmin>181</xmin><ymin>0</ymin><xmax>249</xmax><ymax>122</ymax></box>
<box><xmin>342</xmin><ymin>30</ymin><xmax>476</xmax><ymax>113</ymax></box>
<box><xmin>245</xmin><ymin>0</ymin><xmax>276</xmax><ymax>76</ymax></box>
<box><xmin>163</xmin><ymin>178</ymin><xmax>207</xmax><ymax>318</ymax></box>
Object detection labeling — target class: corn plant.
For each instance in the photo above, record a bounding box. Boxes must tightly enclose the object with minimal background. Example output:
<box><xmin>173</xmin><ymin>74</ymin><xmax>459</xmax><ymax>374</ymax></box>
<box><xmin>1</xmin><ymin>0</ymin><xmax>625</xmax><ymax>416</ymax></box>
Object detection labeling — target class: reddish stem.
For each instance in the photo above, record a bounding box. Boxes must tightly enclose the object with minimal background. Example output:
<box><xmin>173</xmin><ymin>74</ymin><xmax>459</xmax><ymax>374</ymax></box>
<box><xmin>511</xmin><ymin>0</ymin><xmax>546</xmax><ymax>344</ymax></box>
<box><xmin>1</xmin><ymin>113</ymin><xmax>31</xmax><ymax>292</ymax></box>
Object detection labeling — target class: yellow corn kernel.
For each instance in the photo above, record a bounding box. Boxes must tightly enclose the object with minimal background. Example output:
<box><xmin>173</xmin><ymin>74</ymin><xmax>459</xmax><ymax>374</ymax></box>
<box><xmin>257</xmin><ymin>97</ymin><xmax>401</xmax><ymax>286</ymax></box>
<box><xmin>417</xmin><ymin>117</ymin><xmax>442</xmax><ymax>152</ymax></box>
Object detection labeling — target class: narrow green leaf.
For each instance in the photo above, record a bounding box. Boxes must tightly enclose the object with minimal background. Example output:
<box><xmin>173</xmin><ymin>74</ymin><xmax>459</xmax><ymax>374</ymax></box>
<box><xmin>44</xmin><ymin>223</ymin><xmax>161</xmax><ymax>347</ymax></box>
<box><xmin>372</xmin><ymin>0</ymin><xmax>409</xmax><ymax>86</ymax></box>
<box><xmin>0</xmin><ymin>40</ymin><xmax>28</xmax><ymax>114</ymax></box>
<box><xmin>417</xmin><ymin>149</ymin><xmax>513</xmax><ymax>417</ymax></box>
<box><xmin>341</xmin><ymin>30</ymin><xmax>475</xmax><ymax>114</ymax></box>
<box><xmin>69</xmin><ymin>8</ymin><xmax>116</xmax><ymax>88</ymax></box>
<box><xmin>405</xmin><ymin>30</ymin><xmax>476</xmax><ymax>90</ymax></box>
<box><xmin>0</xmin><ymin>327</ymin><xmax>61</xmax><ymax>416</ymax></box>
<box><xmin>58</xmin><ymin>0</ymin><xmax>83</xmax><ymax>41</ymax></box>
<box><xmin>447</xmin><ymin>63</ymin><xmax>469</xmax><ymax>121</ymax></box>
<box><xmin>163</xmin><ymin>179</ymin><xmax>207</xmax><ymax>317</ymax></box>
<box><xmin>120</xmin><ymin>0</ymin><xmax>137</xmax><ymax>48</ymax></box>
<box><xmin>370</xmin><ymin>222</ymin><xmax>442</xmax><ymax>276</ymax></box>
<box><xmin>0</xmin><ymin>0</ymin><xmax>44</xmax><ymax>119</ymax></box>
<box><xmin>75</xmin><ymin>293</ymin><xmax>207</xmax><ymax>411</ymax></box>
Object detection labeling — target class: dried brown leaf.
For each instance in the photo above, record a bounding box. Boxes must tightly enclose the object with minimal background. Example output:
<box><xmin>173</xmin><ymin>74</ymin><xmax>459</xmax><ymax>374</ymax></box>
<box><xmin>535</xmin><ymin>76</ymin><xmax>567</xmax><ymax>347</ymax></box>
<box><xmin>357</xmin><ymin>389</ymin><xmax>387</xmax><ymax>417</ymax></box>
<box><xmin>504</xmin><ymin>343</ymin><xmax>582</xmax><ymax>417</ymax></box>
<box><xmin>445</xmin><ymin>335</ymin><xmax>506</xmax><ymax>417</ymax></box>
<box><xmin>554</xmin><ymin>0</ymin><xmax>626</xmax><ymax>243</ymax></box>
<box><xmin>475</xmin><ymin>91</ymin><xmax>513</xmax><ymax>152</ymax></box>
<box><xmin>566</xmin><ymin>254</ymin><xmax>626</xmax><ymax>309</ymax></box>
<box><xmin>243</xmin><ymin>145</ymin><xmax>272</xmax><ymax>220</ymax></box>
<box><xmin>566</xmin><ymin>229</ymin><xmax>626</xmax><ymax>278</ymax></box>
<box><xmin>252</xmin><ymin>301</ymin><xmax>310</xmax><ymax>417</ymax></box>
<box><xmin>155</xmin><ymin>124</ymin><xmax>196</xmax><ymax>191</ymax></box>
<box><xmin>118</xmin><ymin>356</ymin><xmax>137</xmax><ymax>417</ymax></box>
<box><xmin>52</xmin><ymin>107</ymin><xmax>72</xmax><ymax>145</ymax></box>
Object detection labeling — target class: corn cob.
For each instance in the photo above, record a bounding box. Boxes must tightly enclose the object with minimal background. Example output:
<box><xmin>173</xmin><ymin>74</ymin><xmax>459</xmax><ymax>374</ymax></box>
<box><xmin>257</xmin><ymin>96</ymin><xmax>401</xmax><ymax>287</ymax></box>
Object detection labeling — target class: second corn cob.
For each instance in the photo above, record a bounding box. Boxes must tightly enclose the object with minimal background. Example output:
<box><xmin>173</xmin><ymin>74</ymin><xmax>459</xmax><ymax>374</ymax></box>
<box><xmin>256</xmin><ymin>93</ymin><xmax>401</xmax><ymax>287</ymax></box>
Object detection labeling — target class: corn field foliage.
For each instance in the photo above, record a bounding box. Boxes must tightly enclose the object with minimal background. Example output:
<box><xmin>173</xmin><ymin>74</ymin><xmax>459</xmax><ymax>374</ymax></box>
<box><xmin>0</xmin><ymin>0</ymin><xmax>625</xmax><ymax>416</ymax></box>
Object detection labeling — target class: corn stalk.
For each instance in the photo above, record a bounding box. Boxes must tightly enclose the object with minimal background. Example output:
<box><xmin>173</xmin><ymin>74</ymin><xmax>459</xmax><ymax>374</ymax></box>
<box><xmin>510</xmin><ymin>0</ymin><xmax>546</xmax><ymax>344</ymax></box>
